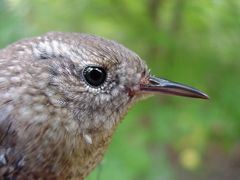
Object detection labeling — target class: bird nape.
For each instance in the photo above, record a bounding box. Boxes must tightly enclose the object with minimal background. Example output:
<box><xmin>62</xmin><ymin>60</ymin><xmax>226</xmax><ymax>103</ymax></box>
<box><xmin>0</xmin><ymin>32</ymin><xmax>208</xmax><ymax>179</ymax></box>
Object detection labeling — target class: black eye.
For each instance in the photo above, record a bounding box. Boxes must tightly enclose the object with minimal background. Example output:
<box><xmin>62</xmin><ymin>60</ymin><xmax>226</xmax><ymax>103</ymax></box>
<box><xmin>83</xmin><ymin>66</ymin><xmax>107</xmax><ymax>87</ymax></box>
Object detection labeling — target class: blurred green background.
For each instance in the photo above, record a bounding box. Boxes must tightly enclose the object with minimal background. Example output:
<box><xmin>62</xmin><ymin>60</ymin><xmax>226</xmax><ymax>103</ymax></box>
<box><xmin>1</xmin><ymin>0</ymin><xmax>240</xmax><ymax>179</ymax></box>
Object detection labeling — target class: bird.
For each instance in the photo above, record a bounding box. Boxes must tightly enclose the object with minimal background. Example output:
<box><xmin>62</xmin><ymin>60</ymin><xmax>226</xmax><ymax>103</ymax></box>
<box><xmin>0</xmin><ymin>32</ymin><xmax>208</xmax><ymax>179</ymax></box>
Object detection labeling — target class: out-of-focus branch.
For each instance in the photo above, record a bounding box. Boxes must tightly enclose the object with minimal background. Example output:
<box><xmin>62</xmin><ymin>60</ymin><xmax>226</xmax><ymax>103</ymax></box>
<box><xmin>146</xmin><ymin>0</ymin><xmax>164</xmax><ymax>61</ymax></box>
<box><xmin>171</xmin><ymin>0</ymin><xmax>185</xmax><ymax>34</ymax></box>
<box><xmin>165</xmin><ymin>0</ymin><xmax>185</xmax><ymax>65</ymax></box>
<box><xmin>147</xmin><ymin>0</ymin><xmax>163</xmax><ymax>28</ymax></box>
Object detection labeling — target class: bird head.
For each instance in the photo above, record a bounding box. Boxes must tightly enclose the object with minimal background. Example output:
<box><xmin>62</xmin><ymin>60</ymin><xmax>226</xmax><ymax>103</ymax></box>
<box><xmin>25</xmin><ymin>32</ymin><xmax>208</xmax><ymax>133</ymax></box>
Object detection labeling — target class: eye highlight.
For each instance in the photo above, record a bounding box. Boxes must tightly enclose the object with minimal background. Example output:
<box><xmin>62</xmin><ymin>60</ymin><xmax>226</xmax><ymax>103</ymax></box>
<box><xmin>83</xmin><ymin>66</ymin><xmax>107</xmax><ymax>87</ymax></box>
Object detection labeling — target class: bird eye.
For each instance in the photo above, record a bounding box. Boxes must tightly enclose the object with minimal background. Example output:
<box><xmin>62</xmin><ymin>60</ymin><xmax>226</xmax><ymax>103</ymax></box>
<box><xmin>83</xmin><ymin>66</ymin><xmax>107</xmax><ymax>87</ymax></box>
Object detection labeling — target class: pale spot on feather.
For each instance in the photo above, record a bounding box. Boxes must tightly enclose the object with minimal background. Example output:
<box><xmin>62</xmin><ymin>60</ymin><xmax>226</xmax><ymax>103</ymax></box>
<box><xmin>10</xmin><ymin>76</ymin><xmax>21</xmax><ymax>83</ymax></box>
<box><xmin>0</xmin><ymin>77</ymin><xmax>7</xmax><ymax>83</ymax></box>
<box><xmin>32</xmin><ymin>114</ymin><xmax>48</xmax><ymax>123</ymax></box>
<box><xmin>83</xmin><ymin>134</ymin><xmax>92</xmax><ymax>144</ymax></box>
<box><xmin>33</xmin><ymin>104</ymin><xmax>45</xmax><ymax>112</ymax></box>
<box><xmin>18</xmin><ymin>107</ymin><xmax>33</xmax><ymax>118</ymax></box>
<box><xmin>0</xmin><ymin>154</ymin><xmax>7</xmax><ymax>165</ymax></box>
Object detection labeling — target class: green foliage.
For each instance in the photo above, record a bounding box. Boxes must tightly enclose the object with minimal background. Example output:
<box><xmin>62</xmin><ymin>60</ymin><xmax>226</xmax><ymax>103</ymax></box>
<box><xmin>0</xmin><ymin>0</ymin><xmax>239</xmax><ymax>179</ymax></box>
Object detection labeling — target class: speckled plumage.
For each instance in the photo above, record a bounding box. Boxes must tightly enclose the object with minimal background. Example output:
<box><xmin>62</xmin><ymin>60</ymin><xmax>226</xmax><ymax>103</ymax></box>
<box><xmin>0</xmin><ymin>31</ymin><xmax>209</xmax><ymax>179</ymax></box>
<box><xmin>0</xmin><ymin>32</ymin><xmax>148</xmax><ymax>179</ymax></box>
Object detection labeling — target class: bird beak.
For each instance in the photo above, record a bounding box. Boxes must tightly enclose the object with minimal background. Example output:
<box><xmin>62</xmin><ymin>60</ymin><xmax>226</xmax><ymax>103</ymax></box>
<box><xmin>140</xmin><ymin>76</ymin><xmax>209</xmax><ymax>99</ymax></box>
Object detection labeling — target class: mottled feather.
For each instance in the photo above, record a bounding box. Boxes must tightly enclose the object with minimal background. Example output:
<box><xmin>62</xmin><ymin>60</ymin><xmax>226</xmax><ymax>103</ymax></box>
<box><xmin>0</xmin><ymin>32</ymin><xmax>147</xmax><ymax>179</ymax></box>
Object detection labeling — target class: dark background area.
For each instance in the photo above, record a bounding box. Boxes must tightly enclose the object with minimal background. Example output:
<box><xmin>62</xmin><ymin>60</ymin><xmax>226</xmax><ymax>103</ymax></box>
<box><xmin>0</xmin><ymin>0</ymin><xmax>240</xmax><ymax>179</ymax></box>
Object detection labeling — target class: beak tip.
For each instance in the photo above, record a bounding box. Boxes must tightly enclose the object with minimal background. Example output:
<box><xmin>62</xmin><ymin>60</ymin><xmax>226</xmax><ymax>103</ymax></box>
<box><xmin>201</xmin><ymin>93</ymin><xmax>210</xmax><ymax>100</ymax></box>
<box><xmin>191</xmin><ymin>90</ymin><xmax>209</xmax><ymax>100</ymax></box>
